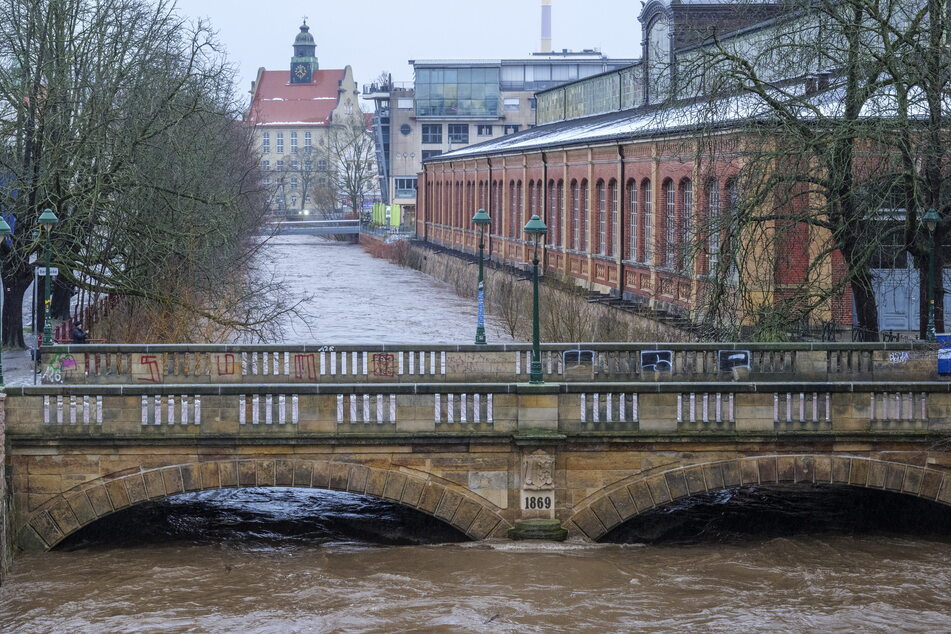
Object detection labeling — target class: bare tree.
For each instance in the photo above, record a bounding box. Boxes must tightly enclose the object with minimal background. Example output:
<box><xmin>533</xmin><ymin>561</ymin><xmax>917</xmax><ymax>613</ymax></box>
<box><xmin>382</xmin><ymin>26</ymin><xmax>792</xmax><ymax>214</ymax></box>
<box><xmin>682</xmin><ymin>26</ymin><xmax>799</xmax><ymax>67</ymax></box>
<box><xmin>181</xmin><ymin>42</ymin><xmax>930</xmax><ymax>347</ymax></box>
<box><xmin>0</xmin><ymin>0</ymin><xmax>300</xmax><ymax>345</ymax></box>
<box><xmin>315</xmin><ymin>115</ymin><xmax>378</xmax><ymax>217</ymax></box>
<box><xmin>676</xmin><ymin>0</ymin><xmax>949</xmax><ymax>339</ymax></box>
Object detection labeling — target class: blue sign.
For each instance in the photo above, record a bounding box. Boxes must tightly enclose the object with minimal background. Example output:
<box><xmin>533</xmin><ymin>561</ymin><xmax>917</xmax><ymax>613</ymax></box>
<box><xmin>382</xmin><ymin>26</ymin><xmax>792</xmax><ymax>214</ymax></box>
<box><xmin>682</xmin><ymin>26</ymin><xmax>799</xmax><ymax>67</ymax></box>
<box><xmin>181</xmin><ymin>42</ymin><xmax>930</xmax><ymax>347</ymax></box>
<box><xmin>938</xmin><ymin>334</ymin><xmax>951</xmax><ymax>375</ymax></box>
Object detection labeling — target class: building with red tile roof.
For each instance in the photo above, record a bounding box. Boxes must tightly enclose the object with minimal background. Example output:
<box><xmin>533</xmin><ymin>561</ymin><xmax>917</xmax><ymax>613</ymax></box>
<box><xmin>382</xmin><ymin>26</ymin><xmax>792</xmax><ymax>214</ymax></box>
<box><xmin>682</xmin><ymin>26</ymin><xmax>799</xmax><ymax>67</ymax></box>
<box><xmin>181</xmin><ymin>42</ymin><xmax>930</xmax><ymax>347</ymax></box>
<box><xmin>246</xmin><ymin>21</ymin><xmax>365</xmax><ymax>216</ymax></box>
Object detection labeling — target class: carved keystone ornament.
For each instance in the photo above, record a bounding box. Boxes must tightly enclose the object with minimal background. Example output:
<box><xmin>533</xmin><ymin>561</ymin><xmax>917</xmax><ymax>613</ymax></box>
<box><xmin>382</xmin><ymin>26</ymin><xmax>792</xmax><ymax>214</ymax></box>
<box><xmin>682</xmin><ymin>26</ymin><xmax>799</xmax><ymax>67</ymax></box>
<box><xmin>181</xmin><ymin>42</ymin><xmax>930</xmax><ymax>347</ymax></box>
<box><xmin>522</xmin><ymin>449</ymin><xmax>555</xmax><ymax>490</ymax></box>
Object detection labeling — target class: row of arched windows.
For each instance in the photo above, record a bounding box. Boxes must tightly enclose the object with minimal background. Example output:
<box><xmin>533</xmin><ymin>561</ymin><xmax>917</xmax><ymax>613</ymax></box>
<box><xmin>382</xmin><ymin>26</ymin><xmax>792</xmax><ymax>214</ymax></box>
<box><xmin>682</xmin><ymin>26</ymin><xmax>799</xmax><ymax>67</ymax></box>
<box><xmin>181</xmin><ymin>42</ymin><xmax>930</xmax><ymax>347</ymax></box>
<box><xmin>425</xmin><ymin>174</ymin><xmax>738</xmax><ymax>275</ymax></box>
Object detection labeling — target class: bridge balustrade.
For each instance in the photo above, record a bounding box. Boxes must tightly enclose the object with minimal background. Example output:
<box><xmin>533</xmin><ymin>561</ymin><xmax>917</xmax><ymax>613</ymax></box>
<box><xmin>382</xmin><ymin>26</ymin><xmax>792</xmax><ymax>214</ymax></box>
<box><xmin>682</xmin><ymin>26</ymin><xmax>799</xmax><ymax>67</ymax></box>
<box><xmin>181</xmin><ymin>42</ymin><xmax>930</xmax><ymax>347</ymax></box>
<box><xmin>6</xmin><ymin>381</ymin><xmax>951</xmax><ymax>437</ymax></box>
<box><xmin>36</xmin><ymin>342</ymin><xmax>941</xmax><ymax>386</ymax></box>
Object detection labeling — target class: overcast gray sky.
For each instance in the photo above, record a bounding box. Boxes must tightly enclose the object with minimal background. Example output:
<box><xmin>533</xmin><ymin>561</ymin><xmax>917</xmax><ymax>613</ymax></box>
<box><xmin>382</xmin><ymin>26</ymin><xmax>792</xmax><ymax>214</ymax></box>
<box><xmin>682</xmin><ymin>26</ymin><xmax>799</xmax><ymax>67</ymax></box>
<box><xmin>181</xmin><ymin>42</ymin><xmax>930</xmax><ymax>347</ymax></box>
<box><xmin>172</xmin><ymin>0</ymin><xmax>642</xmax><ymax>100</ymax></box>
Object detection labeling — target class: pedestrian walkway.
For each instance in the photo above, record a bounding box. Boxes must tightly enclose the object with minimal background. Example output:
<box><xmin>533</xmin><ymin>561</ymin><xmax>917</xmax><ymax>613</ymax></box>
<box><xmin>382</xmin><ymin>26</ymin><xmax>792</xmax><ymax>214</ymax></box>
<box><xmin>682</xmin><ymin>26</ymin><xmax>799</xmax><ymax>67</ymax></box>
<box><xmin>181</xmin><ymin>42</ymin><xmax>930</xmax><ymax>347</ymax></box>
<box><xmin>4</xmin><ymin>347</ymin><xmax>38</xmax><ymax>387</ymax></box>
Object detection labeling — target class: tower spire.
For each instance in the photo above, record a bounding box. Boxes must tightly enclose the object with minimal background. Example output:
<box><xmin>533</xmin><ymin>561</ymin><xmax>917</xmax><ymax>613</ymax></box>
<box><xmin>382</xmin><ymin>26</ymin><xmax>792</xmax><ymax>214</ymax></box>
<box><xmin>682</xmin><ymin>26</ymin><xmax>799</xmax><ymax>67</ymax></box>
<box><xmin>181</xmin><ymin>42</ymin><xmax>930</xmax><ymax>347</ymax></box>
<box><xmin>290</xmin><ymin>20</ymin><xmax>318</xmax><ymax>83</ymax></box>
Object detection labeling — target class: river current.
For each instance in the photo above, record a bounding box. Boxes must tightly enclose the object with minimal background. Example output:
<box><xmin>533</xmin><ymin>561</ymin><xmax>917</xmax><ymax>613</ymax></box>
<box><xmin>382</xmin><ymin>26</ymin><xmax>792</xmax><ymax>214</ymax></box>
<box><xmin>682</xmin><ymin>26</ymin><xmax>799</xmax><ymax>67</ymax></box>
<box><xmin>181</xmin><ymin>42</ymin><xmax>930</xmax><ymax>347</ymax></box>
<box><xmin>2</xmin><ymin>237</ymin><xmax>950</xmax><ymax>632</ymax></box>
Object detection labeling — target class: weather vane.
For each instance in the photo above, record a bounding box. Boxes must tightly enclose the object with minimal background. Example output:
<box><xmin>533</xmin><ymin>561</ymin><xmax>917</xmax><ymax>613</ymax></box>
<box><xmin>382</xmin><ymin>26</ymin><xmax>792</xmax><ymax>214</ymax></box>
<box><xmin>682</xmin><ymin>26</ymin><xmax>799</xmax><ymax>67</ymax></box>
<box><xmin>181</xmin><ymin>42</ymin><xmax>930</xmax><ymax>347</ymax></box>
<box><xmin>302</xmin><ymin>15</ymin><xmax>308</xmax><ymax>25</ymax></box>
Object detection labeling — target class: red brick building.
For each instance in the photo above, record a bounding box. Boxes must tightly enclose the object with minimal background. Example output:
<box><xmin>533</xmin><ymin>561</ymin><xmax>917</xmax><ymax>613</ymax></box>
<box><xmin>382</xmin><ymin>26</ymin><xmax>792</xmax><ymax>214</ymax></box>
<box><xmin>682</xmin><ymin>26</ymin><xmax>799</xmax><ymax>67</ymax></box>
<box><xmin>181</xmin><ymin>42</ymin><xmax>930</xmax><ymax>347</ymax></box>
<box><xmin>415</xmin><ymin>1</ymin><xmax>864</xmax><ymax>332</ymax></box>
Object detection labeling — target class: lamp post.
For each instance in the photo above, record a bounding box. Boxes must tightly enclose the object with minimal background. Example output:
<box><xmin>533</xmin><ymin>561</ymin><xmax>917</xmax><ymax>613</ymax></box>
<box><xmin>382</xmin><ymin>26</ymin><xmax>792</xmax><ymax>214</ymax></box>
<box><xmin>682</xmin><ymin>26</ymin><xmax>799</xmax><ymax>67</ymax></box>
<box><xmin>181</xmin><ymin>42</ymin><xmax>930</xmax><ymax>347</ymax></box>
<box><xmin>524</xmin><ymin>214</ymin><xmax>548</xmax><ymax>384</ymax></box>
<box><xmin>472</xmin><ymin>208</ymin><xmax>491</xmax><ymax>345</ymax></box>
<box><xmin>38</xmin><ymin>208</ymin><xmax>58</xmax><ymax>346</ymax></box>
<box><xmin>924</xmin><ymin>207</ymin><xmax>940</xmax><ymax>342</ymax></box>
<box><xmin>0</xmin><ymin>216</ymin><xmax>12</xmax><ymax>385</ymax></box>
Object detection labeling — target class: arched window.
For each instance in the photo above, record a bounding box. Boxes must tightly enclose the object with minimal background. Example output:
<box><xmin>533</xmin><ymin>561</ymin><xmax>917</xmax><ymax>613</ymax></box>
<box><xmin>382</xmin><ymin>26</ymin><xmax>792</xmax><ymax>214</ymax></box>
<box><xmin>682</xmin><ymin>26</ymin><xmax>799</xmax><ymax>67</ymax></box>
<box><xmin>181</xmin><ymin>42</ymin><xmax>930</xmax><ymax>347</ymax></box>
<box><xmin>516</xmin><ymin>180</ymin><xmax>524</xmax><ymax>237</ymax></box>
<box><xmin>547</xmin><ymin>180</ymin><xmax>558</xmax><ymax>248</ymax></box>
<box><xmin>490</xmin><ymin>180</ymin><xmax>498</xmax><ymax>234</ymax></box>
<box><xmin>705</xmin><ymin>178</ymin><xmax>720</xmax><ymax>275</ymax></box>
<box><xmin>528</xmin><ymin>180</ymin><xmax>535</xmax><ymax>228</ymax></box>
<box><xmin>496</xmin><ymin>181</ymin><xmax>504</xmax><ymax>235</ymax></box>
<box><xmin>642</xmin><ymin>179</ymin><xmax>653</xmax><ymax>264</ymax></box>
<box><xmin>627</xmin><ymin>179</ymin><xmax>638</xmax><ymax>261</ymax></box>
<box><xmin>509</xmin><ymin>181</ymin><xmax>517</xmax><ymax>237</ymax></box>
<box><xmin>596</xmin><ymin>180</ymin><xmax>607</xmax><ymax>255</ymax></box>
<box><xmin>556</xmin><ymin>180</ymin><xmax>564</xmax><ymax>248</ymax></box>
<box><xmin>570</xmin><ymin>180</ymin><xmax>580</xmax><ymax>250</ymax></box>
<box><xmin>725</xmin><ymin>178</ymin><xmax>740</xmax><ymax>283</ymax></box>
<box><xmin>580</xmin><ymin>179</ymin><xmax>589</xmax><ymax>252</ymax></box>
<box><xmin>536</xmin><ymin>181</ymin><xmax>543</xmax><ymax>221</ymax></box>
<box><xmin>609</xmin><ymin>179</ymin><xmax>619</xmax><ymax>257</ymax></box>
<box><xmin>663</xmin><ymin>179</ymin><xmax>676</xmax><ymax>268</ymax></box>
<box><xmin>679</xmin><ymin>178</ymin><xmax>693</xmax><ymax>272</ymax></box>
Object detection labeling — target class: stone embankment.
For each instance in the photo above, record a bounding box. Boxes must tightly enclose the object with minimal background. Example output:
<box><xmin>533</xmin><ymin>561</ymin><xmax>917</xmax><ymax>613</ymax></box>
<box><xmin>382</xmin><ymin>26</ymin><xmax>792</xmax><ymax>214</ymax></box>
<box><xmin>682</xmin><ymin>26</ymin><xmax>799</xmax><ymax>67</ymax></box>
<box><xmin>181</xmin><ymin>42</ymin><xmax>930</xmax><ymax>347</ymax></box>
<box><xmin>360</xmin><ymin>234</ymin><xmax>692</xmax><ymax>342</ymax></box>
<box><xmin>1</xmin><ymin>395</ymin><xmax>8</xmax><ymax>584</ymax></box>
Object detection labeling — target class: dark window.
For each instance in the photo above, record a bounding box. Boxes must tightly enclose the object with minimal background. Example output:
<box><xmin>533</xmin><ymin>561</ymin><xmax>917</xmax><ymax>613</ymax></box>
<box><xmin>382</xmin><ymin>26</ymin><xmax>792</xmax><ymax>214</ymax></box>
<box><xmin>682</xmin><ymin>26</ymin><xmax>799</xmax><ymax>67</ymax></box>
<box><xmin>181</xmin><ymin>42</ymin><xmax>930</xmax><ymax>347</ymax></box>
<box><xmin>448</xmin><ymin>124</ymin><xmax>469</xmax><ymax>144</ymax></box>
<box><xmin>679</xmin><ymin>179</ymin><xmax>693</xmax><ymax>272</ymax></box>
<box><xmin>477</xmin><ymin>125</ymin><xmax>493</xmax><ymax>136</ymax></box>
<box><xmin>642</xmin><ymin>179</ymin><xmax>653</xmax><ymax>264</ymax></box>
<box><xmin>395</xmin><ymin>177</ymin><xmax>417</xmax><ymax>198</ymax></box>
<box><xmin>504</xmin><ymin>124</ymin><xmax>520</xmax><ymax>135</ymax></box>
<box><xmin>421</xmin><ymin>150</ymin><xmax>443</xmax><ymax>160</ymax></box>
<box><xmin>422</xmin><ymin>124</ymin><xmax>442</xmax><ymax>144</ymax></box>
<box><xmin>664</xmin><ymin>180</ymin><xmax>676</xmax><ymax>268</ymax></box>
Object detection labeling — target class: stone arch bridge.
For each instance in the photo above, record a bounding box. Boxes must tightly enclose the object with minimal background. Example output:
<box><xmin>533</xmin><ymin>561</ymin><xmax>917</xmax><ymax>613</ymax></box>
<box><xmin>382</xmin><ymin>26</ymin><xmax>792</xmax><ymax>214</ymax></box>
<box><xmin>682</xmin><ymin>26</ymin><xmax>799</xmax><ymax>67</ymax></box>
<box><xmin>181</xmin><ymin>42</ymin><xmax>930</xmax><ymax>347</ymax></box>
<box><xmin>5</xmin><ymin>341</ymin><xmax>951</xmax><ymax>551</ymax></box>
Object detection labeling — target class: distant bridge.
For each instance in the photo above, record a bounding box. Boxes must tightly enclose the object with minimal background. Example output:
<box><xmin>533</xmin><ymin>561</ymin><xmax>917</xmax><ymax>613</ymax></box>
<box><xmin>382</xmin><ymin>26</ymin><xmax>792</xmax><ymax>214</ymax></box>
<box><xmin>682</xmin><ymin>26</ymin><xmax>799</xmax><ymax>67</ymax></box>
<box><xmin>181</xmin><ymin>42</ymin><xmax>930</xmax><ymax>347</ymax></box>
<box><xmin>261</xmin><ymin>219</ymin><xmax>361</xmax><ymax>236</ymax></box>
<box><xmin>7</xmin><ymin>342</ymin><xmax>951</xmax><ymax>551</ymax></box>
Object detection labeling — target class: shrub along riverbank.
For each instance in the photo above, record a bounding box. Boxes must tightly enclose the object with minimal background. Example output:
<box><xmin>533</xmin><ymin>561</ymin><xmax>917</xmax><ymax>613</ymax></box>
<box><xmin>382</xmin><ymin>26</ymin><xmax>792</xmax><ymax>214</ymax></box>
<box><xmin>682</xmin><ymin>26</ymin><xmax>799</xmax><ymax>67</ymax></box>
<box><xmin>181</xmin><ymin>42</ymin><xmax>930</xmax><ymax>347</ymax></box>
<box><xmin>360</xmin><ymin>235</ymin><xmax>691</xmax><ymax>343</ymax></box>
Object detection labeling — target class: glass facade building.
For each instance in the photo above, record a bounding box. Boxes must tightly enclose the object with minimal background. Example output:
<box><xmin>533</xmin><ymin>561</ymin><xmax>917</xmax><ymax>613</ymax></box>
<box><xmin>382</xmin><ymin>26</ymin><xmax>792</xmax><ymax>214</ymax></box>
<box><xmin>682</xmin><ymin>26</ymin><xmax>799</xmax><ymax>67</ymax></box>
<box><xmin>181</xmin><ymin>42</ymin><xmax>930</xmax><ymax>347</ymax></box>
<box><xmin>415</xmin><ymin>67</ymin><xmax>501</xmax><ymax>118</ymax></box>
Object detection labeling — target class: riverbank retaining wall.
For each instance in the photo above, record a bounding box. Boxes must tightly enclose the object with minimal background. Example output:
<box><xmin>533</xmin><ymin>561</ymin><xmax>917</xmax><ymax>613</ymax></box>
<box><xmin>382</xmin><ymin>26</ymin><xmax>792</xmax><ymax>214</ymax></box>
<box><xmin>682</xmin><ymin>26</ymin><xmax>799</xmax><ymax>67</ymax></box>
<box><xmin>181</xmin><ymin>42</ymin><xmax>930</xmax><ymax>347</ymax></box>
<box><xmin>359</xmin><ymin>234</ymin><xmax>692</xmax><ymax>342</ymax></box>
<box><xmin>1</xmin><ymin>394</ymin><xmax>9</xmax><ymax>584</ymax></box>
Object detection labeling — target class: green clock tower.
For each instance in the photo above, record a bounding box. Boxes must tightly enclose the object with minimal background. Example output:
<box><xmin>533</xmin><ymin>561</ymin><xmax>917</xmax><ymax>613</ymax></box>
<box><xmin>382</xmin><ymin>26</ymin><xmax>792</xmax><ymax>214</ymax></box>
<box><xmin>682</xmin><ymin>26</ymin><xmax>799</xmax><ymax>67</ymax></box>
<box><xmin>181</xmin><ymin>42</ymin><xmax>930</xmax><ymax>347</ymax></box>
<box><xmin>289</xmin><ymin>20</ymin><xmax>318</xmax><ymax>84</ymax></box>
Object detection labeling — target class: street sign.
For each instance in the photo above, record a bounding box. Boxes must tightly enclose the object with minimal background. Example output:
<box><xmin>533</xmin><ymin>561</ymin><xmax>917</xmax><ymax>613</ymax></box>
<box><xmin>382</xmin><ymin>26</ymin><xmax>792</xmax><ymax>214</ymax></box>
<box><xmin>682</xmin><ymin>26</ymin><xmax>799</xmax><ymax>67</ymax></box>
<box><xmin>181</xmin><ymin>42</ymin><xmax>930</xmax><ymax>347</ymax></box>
<box><xmin>35</xmin><ymin>267</ymin><xmax>58</xmax><ymax>276</ymax></box>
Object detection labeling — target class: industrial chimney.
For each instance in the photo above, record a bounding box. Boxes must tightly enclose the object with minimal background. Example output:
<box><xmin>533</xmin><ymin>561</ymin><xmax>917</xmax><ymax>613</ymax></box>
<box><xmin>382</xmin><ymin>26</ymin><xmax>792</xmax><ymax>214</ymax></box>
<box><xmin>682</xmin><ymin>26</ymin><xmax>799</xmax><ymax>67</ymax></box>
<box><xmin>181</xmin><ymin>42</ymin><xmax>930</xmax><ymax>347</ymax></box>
<box><xmin>541</xmin><ymin>0</ymin><xmax>552</xmax><ymax>53</ymax></box>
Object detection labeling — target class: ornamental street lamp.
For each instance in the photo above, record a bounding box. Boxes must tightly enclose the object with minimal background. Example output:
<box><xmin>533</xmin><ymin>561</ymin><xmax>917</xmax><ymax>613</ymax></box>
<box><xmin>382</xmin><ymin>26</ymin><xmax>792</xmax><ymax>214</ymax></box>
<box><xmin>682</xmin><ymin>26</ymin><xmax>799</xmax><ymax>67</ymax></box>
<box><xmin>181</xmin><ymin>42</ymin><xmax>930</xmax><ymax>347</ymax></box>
<box><xmin>38</xmin><ymin>208</ymin><xmax>58</xmax><ymax>346</ymax></box>
<box><xmin>472</xmin><ymin>208</ymin><xmax>491</xmax><ymax>345</ymax></box>
<box><xmin>524</xmin><ymin>214</ymin><xmax>548</xmax><ymax>384</ymax></box>
<box><xmin>0</xmin><ymin>215</ymin><xmax>12</xmax><ymax>385</ymax></box>
<box><xmin>924</xmin><ymin>207</ymin><xmax>940</xmax><ymax>342</ymax></box>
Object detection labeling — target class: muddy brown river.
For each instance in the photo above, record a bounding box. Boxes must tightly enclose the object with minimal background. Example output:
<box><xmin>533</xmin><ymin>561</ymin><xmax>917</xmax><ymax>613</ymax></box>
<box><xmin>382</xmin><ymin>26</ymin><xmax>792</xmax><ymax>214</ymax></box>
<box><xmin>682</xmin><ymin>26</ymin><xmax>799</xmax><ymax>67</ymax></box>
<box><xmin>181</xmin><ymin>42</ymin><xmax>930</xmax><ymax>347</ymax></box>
<box><xmin>2</xmin><ymin>486</ymin><xmax>951</xmax><ymax>632</ymax></box>
<box><xmin>2</xmin><ymin>238</ymin><xmax>950</xmax><ymax>632</ymax></box>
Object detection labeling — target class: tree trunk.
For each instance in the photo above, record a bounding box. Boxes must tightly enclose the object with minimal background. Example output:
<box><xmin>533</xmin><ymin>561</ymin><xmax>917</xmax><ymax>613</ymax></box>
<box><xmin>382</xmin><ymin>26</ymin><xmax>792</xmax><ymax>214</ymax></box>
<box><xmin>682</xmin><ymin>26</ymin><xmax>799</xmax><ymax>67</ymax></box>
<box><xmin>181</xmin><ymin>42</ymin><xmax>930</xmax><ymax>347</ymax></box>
<box><xmin>917</xmin><ymin>259</ymin><xmax>946</xmax><ymax>338</ymax></box>
<box><xmin>51</xmin><ymin>275</ymin><xmax>73</xmax><ymax>320</ymax></box>
<box><xmin>851</xmin><ymin>271</ymin><xmax>880</xmax><ymax>341</ymax></box>
<box><xmin>3</xmin><ymin>275</ymin><xmax>31</xmax><ymax>348</ymax></box>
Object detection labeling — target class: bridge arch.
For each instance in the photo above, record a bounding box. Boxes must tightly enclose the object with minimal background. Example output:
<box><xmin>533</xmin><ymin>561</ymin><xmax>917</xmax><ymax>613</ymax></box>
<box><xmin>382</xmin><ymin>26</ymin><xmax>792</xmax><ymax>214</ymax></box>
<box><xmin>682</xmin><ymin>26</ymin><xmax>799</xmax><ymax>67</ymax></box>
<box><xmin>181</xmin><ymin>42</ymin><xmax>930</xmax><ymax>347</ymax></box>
<box><xmin>568</xmin><ymin>454</ymin><xmax>951</xmax><ymax>542</ymax></box>
<box><xmin>19</xmin><ymin>458</ymin><xmax>511</xmax><ymax>551</ymax></box>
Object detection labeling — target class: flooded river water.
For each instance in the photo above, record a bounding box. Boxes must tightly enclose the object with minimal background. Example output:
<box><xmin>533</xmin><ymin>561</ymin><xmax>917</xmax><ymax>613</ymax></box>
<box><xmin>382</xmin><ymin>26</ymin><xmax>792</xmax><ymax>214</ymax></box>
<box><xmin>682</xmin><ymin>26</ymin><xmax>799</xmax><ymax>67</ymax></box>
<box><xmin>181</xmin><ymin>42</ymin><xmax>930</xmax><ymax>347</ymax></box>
<box><xmin>2</xmin><ymin>237</ymin><xmax>951</xmax><ymax>632</ymax></box>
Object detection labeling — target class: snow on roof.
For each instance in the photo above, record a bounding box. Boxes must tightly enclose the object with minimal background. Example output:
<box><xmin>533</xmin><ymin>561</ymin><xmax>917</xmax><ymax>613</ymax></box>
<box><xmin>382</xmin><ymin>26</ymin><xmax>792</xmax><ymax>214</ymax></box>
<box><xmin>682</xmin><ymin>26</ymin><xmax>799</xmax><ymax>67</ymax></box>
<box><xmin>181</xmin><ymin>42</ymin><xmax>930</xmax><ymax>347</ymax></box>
<box><xmin>247</xmin><ymin>69</ymin><xmax>344</xmax><ymax>126</ymax></box>
<box><xmin>257</xmin><ymin>121</ymin><xmax>328</xmax><ymax>126</ymax></box>
<box><xmin>430</xmin><ymin>85</ymin><xmax>941</xmax><ymax>161</ymax></box>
